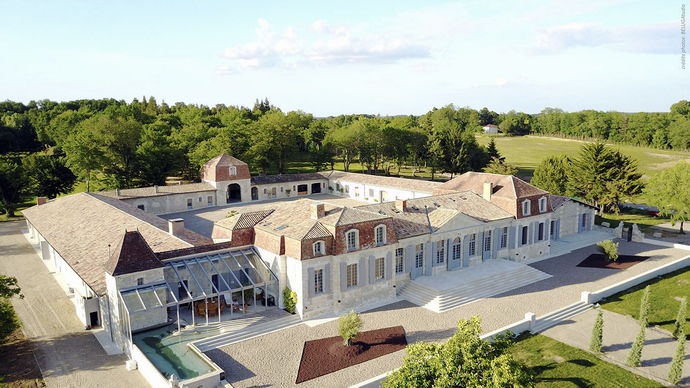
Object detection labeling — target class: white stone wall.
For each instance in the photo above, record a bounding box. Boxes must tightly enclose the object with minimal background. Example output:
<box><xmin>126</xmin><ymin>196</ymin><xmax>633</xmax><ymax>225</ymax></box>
<box><xmin>112</xmin><ymin>268</ymin><xmax>168</xmax><ymax>332</ymax></box>
<box><xmin>553</xmin><ymin>200</ymin><xmax>596</xmax><ymax>238</ymax></box>
<box><xmin>327</xmin><ymin>178</ymin><xmax>434</xmax><ymax>203</ymax></box>
<box><xmin>121</xmin><ymin>190</ymin><xmax>217</xmax><ymax>215</ymax></box>
<box><xmin>253</xmin><ymin>179</ymin><xmax>328</xmax><ymax>201</ymax></box>
<box><xmin>214</xmin><ymin>178</ymin><xmax>252</xmax><ymax>204</ymax></box>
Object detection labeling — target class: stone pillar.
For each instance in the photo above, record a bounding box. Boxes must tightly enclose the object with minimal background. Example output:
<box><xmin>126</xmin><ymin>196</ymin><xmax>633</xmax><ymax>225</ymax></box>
<box><xmin>631</xmin><ymin>224</ymin><xmax>644</xmax><ymax>242</ymax></box>
<box><xmin>525</xmin><ymin>312</ymin><xmax>536</xmax><ymax>331</ymax></box>
<box><xmin>581</xmin><ymin>291</ymin><xmax>592</xmax><ymax>304</ymax></box>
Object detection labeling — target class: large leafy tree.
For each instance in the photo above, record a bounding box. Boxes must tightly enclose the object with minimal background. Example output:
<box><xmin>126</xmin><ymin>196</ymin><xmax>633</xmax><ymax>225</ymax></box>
<box><xmin>0</xmin><ymin>159</ymin><xmax>29</xmax><ymax>217</ymax></box>
<box><xmin>23</xmin><ymin>154</ymin><xmax>76</xmax><ymax>198</ymax></box>
<box><xmin>644</xmin><ymin>161</ymin><xmax>690</xmax><ymax>233</ymax></box>
<box><xmin>382</xmin><ymin>316</ymin><xmax>533</xmax><ymax>388</ymax></box>
<box><xmin>530</xmin><ymin>155</ymin><xmax>572</xmax><ymax>196</ymax></box>
<box><xmin>568</xmin><ymin>142</ymin><xmax>643</xmax><ymax>214</ymax></box>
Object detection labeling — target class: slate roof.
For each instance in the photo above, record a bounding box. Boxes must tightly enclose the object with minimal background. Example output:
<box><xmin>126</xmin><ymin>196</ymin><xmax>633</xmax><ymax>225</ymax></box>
<box><xmin>215</xmin><ymin>210</ymin><xmax>274</xmax><ymax>231</ymax></box>
<box><xmin>104</xmin><ymin>230</ymin><xmax>164</xmax><ymax>276</ymax></box>
<box><xmin>356</xmin><ymin>192</ymin><xmax>513</xmax><ymax>239</ymax></box>
<box><xmin>549</xmin><ymin>195</ymin><xmax>570</xmax><ymax>210</ymax></box>
<box><xmin>98</xmin><ymin>182</ymin><xmax>215</xmax><ymax>200</ymax></box>
<box><xmin>23</xmin><ymin>193</ymin><xmax>212</xmax><ymax>296</ymax></box>
<box><xmin>318</xmin><ymin>206</ymin><xmax>390</xmax><ymax>227</ymax></box>
<box><xmin>251</xmin><ymin>173</ymin><xmax>327</xmax><ymax>185</ymax></box>
<box><xmin>320</xmin><ymin>171</ymin><xmax>442</xmax><ymax>193</ymax></box>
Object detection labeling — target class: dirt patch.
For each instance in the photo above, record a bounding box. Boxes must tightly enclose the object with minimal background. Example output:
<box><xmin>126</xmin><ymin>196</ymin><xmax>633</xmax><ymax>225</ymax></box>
<box><xmin>0</xmin><ymin>329</ymin><xmax>44</xmax><ymax>387</ymax></box>
<box><xmin>296</xmin><ymin>326</ymin><xmax>407</xmax><ymax>384</ymax></box>
<box><xmin>576</xmin><ymin>254</ymin><xmax>650</xmax><ymax>270</ymax></box>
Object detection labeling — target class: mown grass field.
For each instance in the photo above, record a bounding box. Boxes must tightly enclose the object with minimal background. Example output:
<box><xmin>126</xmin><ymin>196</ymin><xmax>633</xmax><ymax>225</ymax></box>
<box><xmin>601</xmin><ymin>266</ymin><xmax>690</xmax><ymax>337</ymax></box>
<box><xmin>477</xmin><ymin>135</ymin><xmax>690</xmax><ymax>179</ymax></box>
<box><xmin>510</xmin><ymin>334</ymin><xmax>662</xmax><ymax>387</ymax></box>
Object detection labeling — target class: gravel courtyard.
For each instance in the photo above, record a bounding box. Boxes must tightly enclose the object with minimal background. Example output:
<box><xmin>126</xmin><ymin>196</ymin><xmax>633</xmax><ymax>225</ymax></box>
<box><xmin>205</xmin><ymin>240</ymin><xmax>689</xmax><ymax>387</ymax></box>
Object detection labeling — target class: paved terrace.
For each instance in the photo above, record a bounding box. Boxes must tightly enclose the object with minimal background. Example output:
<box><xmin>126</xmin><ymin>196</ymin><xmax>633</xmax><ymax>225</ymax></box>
<box><xmin>204</xmin><ymin>237</ymin><xmax>690</xmax><ymax>387</ymax></box>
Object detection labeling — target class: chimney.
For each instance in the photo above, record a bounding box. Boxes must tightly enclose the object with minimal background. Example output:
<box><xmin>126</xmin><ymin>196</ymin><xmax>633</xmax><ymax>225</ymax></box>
<box><xmin>154</xmin><ymin>185</ymin><xmax>159</xmax><ymax>193</ymax></box>
<box><xmin>115</xmin><ymin>188</ymin><xmax>121</xmax><ymax>197</ymax></box>
<box><xmin>37</xmin><ymin>197</ymin><xmax>47</xmax><ymax>205</ymax></box>
<box><xmin>483</xmin><ymin>182</ymin><xmax>494</xmax><ymax>201</ymax></box>
<box><xmin>311</xmin><ymin>203</ymin><xmax>325</xmax><ymax>220</ymax></box>
<box><xmin>395</xmin><ymin>199</ymin><xmax>407</xmax><ymax>212</ymax></box>
<box><xmin>168</xmin><ymin>218</ymin><xmax>184</xmax><ymax>236</ymax></box>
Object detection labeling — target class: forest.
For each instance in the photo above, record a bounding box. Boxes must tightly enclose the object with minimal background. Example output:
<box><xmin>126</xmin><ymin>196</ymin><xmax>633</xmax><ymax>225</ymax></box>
<box><xmin>0</xmin><ymin>97</ymin><xmax>689</xmax><ymax>201</ymax></box>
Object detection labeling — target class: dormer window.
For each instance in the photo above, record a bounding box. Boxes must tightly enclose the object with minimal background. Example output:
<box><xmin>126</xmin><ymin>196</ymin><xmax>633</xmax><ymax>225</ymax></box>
<box><xmin>229</xmin><ymin>166</ymin><xmax>237</xmax><ymax>176</ymax></box>
<box><xmin>346</xmin><ymin>229</ymin><xmax>359</xmax><ymax>251</ymax></box>
<box><xmin>313</xmin><ymin>241</ymin><xmax>324</xmax><ymax>255</ymax></box>
<box><xmin>539</xmin><ymin>197</ymin><xmax>547</xmax><ymax>213</ymax></box>
<box><xmin>375</xmin><ymin>225</ymin><xmax>386</xmax><ymax>245</ymax></box>
<box><xmin>522</xmin><ymin>200</ymin><xmax>531</xmax><ymax>216</ymax></box>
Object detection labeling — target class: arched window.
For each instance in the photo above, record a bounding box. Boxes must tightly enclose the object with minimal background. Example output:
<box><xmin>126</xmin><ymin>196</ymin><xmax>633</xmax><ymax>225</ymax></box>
<box><xmin>346</xmin><ymin>229</ymin><xmax>359</xmax><ymax>251</ymax></box>
<box><xmin>451</xmin><ymin>237</ymin><xmax>461</xmax><ymax>260</ymax></box>
<box><xmin>313</xmin><ymin>240</ymin><xmax>325</xmax><ymax>255</ymax></box>
<box><xmin>375</xmin><ymin>224</ymin><xmax>386</xmax><ymax>245</ymax></box>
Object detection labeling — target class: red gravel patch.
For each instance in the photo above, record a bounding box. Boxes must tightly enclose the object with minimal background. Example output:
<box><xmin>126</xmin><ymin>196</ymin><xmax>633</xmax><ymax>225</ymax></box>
<box><xmin>577</xmin><ymin>254</ymin><xmax>650</xmax><ymax>270</ymax></box>
<box><xmin>296</xmin><ymin>326</ymin><xmax>407</xmax><ymax>384</ymax></box>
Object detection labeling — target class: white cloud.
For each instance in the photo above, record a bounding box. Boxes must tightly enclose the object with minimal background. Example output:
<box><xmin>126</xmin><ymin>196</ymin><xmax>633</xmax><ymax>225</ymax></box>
<box><xmin>218</xmin><ymin>19</ymin><xmax>431</xmax><ymax>74</ymax></box>
<box><xmin>494</xmin><ymin>76</ymin><xmax>509</xmax><ymax>87</ymax></box>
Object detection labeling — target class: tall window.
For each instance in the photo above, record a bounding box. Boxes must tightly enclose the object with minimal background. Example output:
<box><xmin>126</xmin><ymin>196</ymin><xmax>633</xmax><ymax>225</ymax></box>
<box><xmin>539</xmin><ymin>197</ymin><xmax>547</xmax><ymax>213</ymax></box>
<box><xmin>468</xmin><ymin>234</ymin><xmax>476</xmax><ymax>256</ymax></box>
<box><xmin>368</xmin><ymin>188</ymin><xmax>374</xmax><ymax>198</ymax></box>
<box><xmin>538</xmin><ymin>222</ymin><xmax>545</xmax><ymax>241</ymax></box>
<box><xmin>550</xmin><ymin>220</ymin><xmax>555</xmax><ymax>237</ymax></box>
<box><xmin>313</xmin><ymin>241</ymin><xmax>324</xmax><ymax>255</ymax></box>
<box><xmin>346</xmin><ymin>263</ymin><xmax>358</xmax><ymax>288</ymax></box>
<box><xmin>395</xmin><ymin>248</ymin><xmax>404</xmax><ymax>273</ymax></box>
<box><xmin>375</xmin><ymin>257</ymin><xmax>384</xmax><ymax>280</ymax></box>
<box><xmin>522</xmin><ymin>200</ymin><xmax>531</xmax><ymax>216</ymax></box>
<box><xmin>187</xmin><ymin>198</ymin><xmax>193</xmax><ymax>209</ymax></box>
<box><xmin>346</xmin><ymin>230</ymin><xmax>359</xmax><ymax>251</ymax></box>
<box><xmin>452</xmin><ymin>238</ymin><xmax>461</xmax><ymax>260</ymax></box>
<box><xmin>375</xmin><ymin>225</ymin><xmax>386</xmax><ymax>245</ymax></box>
<box><xmin>581</xmin><ymin>213</ymin><xmax>587</xmax><ymax>228</ymax></box>
<box><xmin>207</xmin><ymin>196</ymin><xmax>213</xmax><ymax>206</ymax></box>
<box><xmin>415</xmin><ymin>243</ymin><xmax>424</xmax><ymax>268</ymax></box>
<box><xmin>314</xmin><ymin>269</ymin><xmax>323</xmax><ymax>294</ymax></box>
<box><xmin>229</xmin><ymin>166</ymin><xmax>237</xmax><ymax>176</ymax></box>
<box><xmin>521</xmin><ymin>226</ymin><xmax>529</xmax><ymax>245</ymax></box>
<box><xmin>484</xmin><ymin>230</ymin><xmax>492</xmax><ymax>252</ymax></box>
<box><xmin>500</xmin><ymin>227</ymin><xmax>508</xmax><ymax>248</ymax></box>
<box><xmin>436</xmin><ymin>240</ymin><xmax>445</xmax><ymax>264</ymax></box>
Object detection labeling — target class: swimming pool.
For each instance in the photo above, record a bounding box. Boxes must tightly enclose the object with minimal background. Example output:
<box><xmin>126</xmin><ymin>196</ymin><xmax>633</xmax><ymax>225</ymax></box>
<box><xmin>132</xmin><ymin>324</ymin><xmax>220</xmax><ymax>380</ymax></box>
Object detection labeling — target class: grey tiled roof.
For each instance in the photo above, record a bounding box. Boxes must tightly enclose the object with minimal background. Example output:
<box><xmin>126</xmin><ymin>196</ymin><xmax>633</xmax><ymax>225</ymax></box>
<box><xmin>98</xmin><ymin>182</ymin><xmax>216</xmax><ymax>199</ymax></box>
<box><xmin>435</xmin><ymin>172</ymin><xmax>547</xmax><ymax>199</ymax></box>
<box><xmin>216</xmin><ymin>210</ymin><xmax>274</xmax><ymax>231</ymax></box>
<box><xmin>22</xmin><ymin>193</ymin><xmax>212</xmax><ymax>296</ymax></box>
<box><xmin>320</xmin><ymin>171</ymin><xmax>442</xmax><ymax>193</ymax></box>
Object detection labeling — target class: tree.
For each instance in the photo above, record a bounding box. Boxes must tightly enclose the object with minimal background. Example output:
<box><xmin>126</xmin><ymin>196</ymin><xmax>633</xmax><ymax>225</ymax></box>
<box><xmin>478</xmin><ymin>107</ymin><xmax>499</xmax><ymax>126</ymax></box>
<box><xmin>485</xmin><ymin>138</ymin><xmax>503</xmax><ymax>161</ymax></box>
<box><xmin>483</xmin><ymin>157</ymin><xmax>518</xmax><ymax>175</ymax></box>
<box><xmin>499</xmin><ymin>111</ymin><xmax>532</xmax><ymax>136</ymax></box>
<box><xmin>23</xmin><ymin>154</ymin><xmax>76</xmax><ymax>199</ymax></box>
<box><xmin>0</xmin><ymin>159</ymin><xmax>29</xmax><ymax>217</ymax></box>
<box><xmin>282</xmin><ymin>287</ymin><xmax>297</xmax><ymax>314</ymax></box>
<box><xmin>596</xmin><ymin>240</ymin><xmax>619</xmax><ymax>261</ymax></box>
<box><xmin>382</xmin><ymin>316</ymin><xmax>533</xmax><ymax>388</ymax></box>
<box><xmin>644</xmin><ymin>162</ymin><xmax>690</xmax><ymax>233</ymax></box>
<box><xmin>0</xmin><ymin>274</ymin><xmax>23</xmax><ymax>343</ymax></box>
<box><xmin>627</xmin><ymin>286</ymin><xmax>650</xmax><ymax>367</ymax></box>
<box><xmin>338</xmin><ymin>310</ymin><xmax>363</xmax><ymax>346</ymax></box>
<box><xmin>530</xmin><ymin>155</ymin><xmax>572</xmax><ymax>196</ymax></box>
<box><xmin>568</xmin><ymin>143</ymin><xmax>643</xmax><ymax>214</ymax></box>
<box><xmin>590</xmin><ymin>309</ymin><xmax>604</xmax><ymax>353</ymax></box>
<box><xmin>673</xmin><ymin>298</ymin><xmax>687</xmax><ymax>340</ymax></box>
<box><xmin>668</xmin><ymin>326</ymin><xmax>685</xmax><ymax>385</ymax></box>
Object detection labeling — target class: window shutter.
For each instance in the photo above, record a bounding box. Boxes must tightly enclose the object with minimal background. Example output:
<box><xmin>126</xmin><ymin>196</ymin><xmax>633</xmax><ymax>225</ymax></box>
<box><xmin>424</xmin><ymin>242</ymin><xmax>432</xmax><ymax>275</ymax></box>
<box><xmin>340</xmin><ymin>262</ymin><xmax>347</xmax><ymax>291</ymax></box>
<box><xmin>307</xmin><ymin>268</ymin><xmax>315</xmax><ymax>297</ymax></box>
<box><xmin>359</xmin><ymin>257</ymin><xmax>367</xmax><ymax>286</ymax></box>
<box><xmin>324</xmin><ymin>263</ymin><xmax>331</xmax><ymax>294</ymax></box>
<box><xmin>405</xmin><ymin>246</ymin><xmax>413</xmax><ymax>274</ymax></box>
<box><xmin>493</xmin><ymin>228</ymin><xmax>499</xmax><ymax>258</ymax></box>
<box><xmin>529</xmin><ymin>223</ymin><xmax>534</xmax><ymax>244</ymax></box>
<box><xmin>509</xmin><ymin>226</ymin><xmax>516</xmax><ymax>248</ymax></box>
<box><xmin>384</xmin><ymin>252</ymin><xmax>392</xmax><ymax>280</ymax></box>
<box><xmin>369</xmin><ymin>256</ymin><xmax>376</xmax><ymax>284</ymax></box>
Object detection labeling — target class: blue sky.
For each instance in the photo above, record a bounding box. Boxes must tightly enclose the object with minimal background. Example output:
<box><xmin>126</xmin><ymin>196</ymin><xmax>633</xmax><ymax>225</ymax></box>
<box><xmin>0</xmin><ymin>1</ymin><xmax>686</xmax><ymax>116</ymax></box>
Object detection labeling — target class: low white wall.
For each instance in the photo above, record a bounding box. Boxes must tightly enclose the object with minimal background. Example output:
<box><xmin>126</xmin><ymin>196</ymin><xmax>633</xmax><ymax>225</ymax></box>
<box><xmin>131</xmin><ymin>344</ymin><xmax>168</xmax><ymax>388</ymax></box>
<box><xmin>179</xmin><ymin>344</ymin><xmax>223</xmax><ymax>388</ymax></box>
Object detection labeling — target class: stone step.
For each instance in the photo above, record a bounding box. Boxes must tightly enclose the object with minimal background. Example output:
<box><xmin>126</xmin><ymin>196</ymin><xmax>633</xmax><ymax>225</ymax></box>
<box><xmin>194</xmin><ymin>313</ymin><xmax>302</xmax><ymax>352</ymax></box>
<box><xmin>531</xmin><ymin>302</ymin><xmax>592</xmax><ymax>333</ymax></box>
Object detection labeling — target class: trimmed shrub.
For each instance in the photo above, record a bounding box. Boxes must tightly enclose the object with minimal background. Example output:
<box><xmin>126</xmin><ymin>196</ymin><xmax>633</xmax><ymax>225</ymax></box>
<box><xmin>596</xmin><ymin>240</ymin><xmax>619</xmax><ymax>261</ymax></box>
<box><xmin>668</xmin><ymin>328</ymin><xmax>685</xmax><ymax>384</ymax></box>
<box><xmin>590</xmin><ymin>309</ymin><xmax>604</xmax><ymax>353</ymax></box>
<box><xmin>673</xmin><ymin>297</ymin><xmax>687</xmax><ymax>340</ymax></box>
<box><xmin>282</xmin><ymin>287</ymin><xmax>297</xmax><ymax>314</ymax></box>
<box><xmin>338</xmin><ymin>310</ymin><xmax>363</xmax><ymax>346</ymax></box>
<box><xmin>627</xmin><ymin>286</ymin><xmax>651</xmax><ymax>367</ymax></box>
<box><xmin>0</xmin><ymin>299</ymin><xmax>21</xmax><ymax>343</ymax></box>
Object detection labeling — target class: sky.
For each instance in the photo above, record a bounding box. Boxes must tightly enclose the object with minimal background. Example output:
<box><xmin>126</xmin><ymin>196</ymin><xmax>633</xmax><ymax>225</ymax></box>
<box><xmin>0</xmin><ymin>0</ymin><xmax>687</xmax><ymax>116</ymax></box>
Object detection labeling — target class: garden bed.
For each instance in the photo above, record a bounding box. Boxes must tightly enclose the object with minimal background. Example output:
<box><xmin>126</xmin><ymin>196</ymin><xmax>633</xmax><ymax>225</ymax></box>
<box><xmin>577</xmin><ymin>254</ymin><xmax>650</xmax><ymax>270</ymax></box>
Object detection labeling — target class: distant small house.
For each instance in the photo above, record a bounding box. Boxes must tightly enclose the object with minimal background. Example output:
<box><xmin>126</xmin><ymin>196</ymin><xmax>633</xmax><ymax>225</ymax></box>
<box><xmin>482</xmin><ymin>124</ymin><xmax>500</xmax><ymax>134</ymax></box>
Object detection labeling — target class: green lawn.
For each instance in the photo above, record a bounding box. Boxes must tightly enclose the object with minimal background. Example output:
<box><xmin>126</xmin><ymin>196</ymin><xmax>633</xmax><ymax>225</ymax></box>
<box><xmin>510</xmin><ymin>333</ymin><xmax>662</xmax><ymax>387</ymax></box>
<box><xmin>601</xmin><ymin>267</ymin><xmax>690</xmax><ymax>337</ymax></box>
<box><xmin>595</xmin><ymin>208</ymin><xmax>671</xmax><ymax>235</ymax></box>
<box><xmin>477</xmin><ymin>135</ymin><xmax>690</xmax><ymax>179</ymax></box>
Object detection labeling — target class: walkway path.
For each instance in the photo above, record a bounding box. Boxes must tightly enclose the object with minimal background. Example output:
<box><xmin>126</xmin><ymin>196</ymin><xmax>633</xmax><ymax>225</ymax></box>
<box><xmin>543</xmin><ymin>308</ymin><xmax>690</xmax><ymax>386</ymax></box>
<box><xmin>0</xmin><ymin>221</ymin><xmax>148</xmax><ymax>388</ymax></box>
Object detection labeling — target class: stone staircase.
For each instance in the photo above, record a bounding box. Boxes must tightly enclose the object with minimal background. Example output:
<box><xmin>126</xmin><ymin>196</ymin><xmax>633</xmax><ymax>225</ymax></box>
<box><xmin>545</xmin><ymin>230</ymin><xmax>612</xmax><ymax>259</ymax></box>
<box><xmin>194</xmin><ymin>309</ymin><xmax>302</xmax><ymax>352</ymax></box>
<box><xmin>531</xmin><ymin>301</ymin><xmax>593</xmax><ymax>334</ymax></box>
<box><xmin>398</xmin><ymin>259</ymin><xmax>552</xmax><ymax>313</ymax></box>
